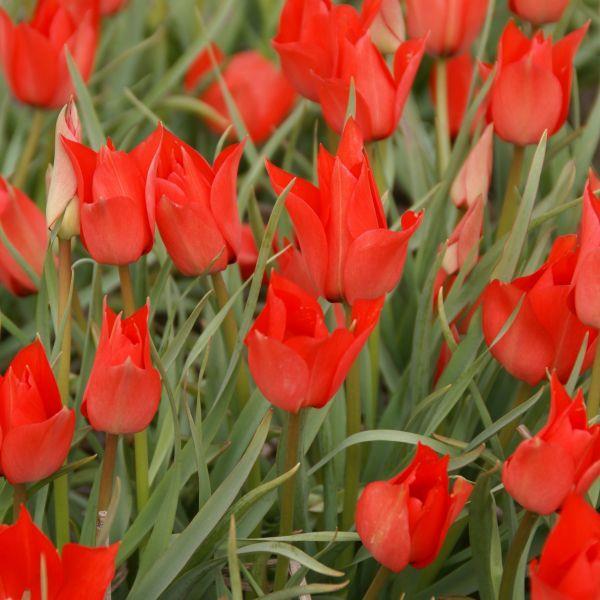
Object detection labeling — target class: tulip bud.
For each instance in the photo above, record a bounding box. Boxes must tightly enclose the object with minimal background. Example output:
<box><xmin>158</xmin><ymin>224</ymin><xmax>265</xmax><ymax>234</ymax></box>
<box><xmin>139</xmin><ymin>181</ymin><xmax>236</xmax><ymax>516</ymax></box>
<box><xmin>451</xmin><ymin>124</ymin><xmax>494</xmax><ymax>209</ymax></box>
<box><xmin>47</xmin><ymin>99</ymin><xmax>82</xmax><ymax>239</ymax></box>
<box><xmin>369</xmin><ymin>0</ymin><xmax>405</xmax><ymax>54</ymax></box>
<box><xmin>82</xmin><ymin>299</ymin><xmax>161</xmax><ymax>434</ymax></box>
<box><xmin>510</xmin><ymin>0</ymin><xmax>570</xmax><ymax>25</ymax></box>
<box><xmin>502</xmin><ymin>373</ymin><xmax>600</xmax><ymax>515</ymax></box>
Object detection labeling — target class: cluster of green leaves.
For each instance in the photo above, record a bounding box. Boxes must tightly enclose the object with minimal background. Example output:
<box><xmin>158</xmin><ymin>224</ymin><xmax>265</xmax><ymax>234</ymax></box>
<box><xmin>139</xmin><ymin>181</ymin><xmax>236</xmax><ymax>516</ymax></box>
<box><xmin>0</xmin><ymin>0</ymin><xmax>598</xmax><ymax>598</ymax></box>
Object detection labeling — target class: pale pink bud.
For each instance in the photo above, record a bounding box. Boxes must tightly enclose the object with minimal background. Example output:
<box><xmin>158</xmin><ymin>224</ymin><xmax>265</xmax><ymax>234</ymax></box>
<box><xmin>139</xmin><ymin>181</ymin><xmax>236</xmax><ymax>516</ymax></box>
<box><xmin>46</xmin><ymin>98</ymin><xmax>81</xmax><ymax>239</ymax></box>
<box><xmin>369</xmin><ymin>0</ymin><xmax>405</xmax><ymax>54</ymax></box>
<box><xmin>451</xmin><ymin>124</ymin><xmax>494</xmax><ymax>209</ymax></box>
<box><xmin>442</xmin><ymin>198</ymin><xmax>484</xmax><ymax>276</ymax></box>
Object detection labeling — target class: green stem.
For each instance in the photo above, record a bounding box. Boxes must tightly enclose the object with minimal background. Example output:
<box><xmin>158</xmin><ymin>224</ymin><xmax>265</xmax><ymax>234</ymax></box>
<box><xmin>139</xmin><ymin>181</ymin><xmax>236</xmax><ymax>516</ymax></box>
<box><xmin>118</xmin><ymin>264</ymin><xmax>151</xmax><ymax>513</ymax></box>
<box><xmin>367</xmin><ymin>322</ymin><xmax>380</xmax><ymax>430</ymax></box>
<box><xmin>364</xmin><ymin>566</ymin><xmax>392</xmax><ymax>600</ymax></box>
<box><xmin>499</xmin><ymin>382</ymin><xmax>533</xmax><ymax>449</ymax></box>
<box><xmin>96</xmin><ymin>433</ymin><xmax>118</xmax><ymax>544</ymax></box>
<box><xmin>498</xmin><ymin>511</ymin><xmax>537</xmax><ymax>600</ymax></box>
<box><xmin>54</xmin><ymin>238</ymin><xmax>72</xmax><ymax>549</ymax></box>
<box><xmin>13</xmin><ymin>483</ymin><xmax>27</xmax><ymax>522</ymax></box>
<box><xmin>496</xmin><ymin>145</ymin><xmax>525</xmax><ymax>240</ymax></box>
<box><xmin>273</xmin><ymin>410</ymin><xmax>302</xmax><ymax>590</ymax></box>
<box><xmin>434</xmin><ymin>58</ymin><xmax>451</xmax><ymax>178</ymax></box>
<box><xmin>13</xmin><ymin>109</ymin><xmax>45</xmax><ymax>189</ymax></box>
<box><xmin>588</xmin><ymin>343</ymin><xmax>600</xmax><ymax>418</ymax></box>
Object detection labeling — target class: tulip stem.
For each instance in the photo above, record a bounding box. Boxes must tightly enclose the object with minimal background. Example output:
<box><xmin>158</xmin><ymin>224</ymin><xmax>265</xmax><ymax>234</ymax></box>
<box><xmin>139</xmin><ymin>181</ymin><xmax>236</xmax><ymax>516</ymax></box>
<box><xmin>13</xmin><ymin>109</ymin><xmax>45</xmax><ymax>190</ymax></box>
<box><xmin>588</xmin><ymin>344</ymin><xmax>600</xmax><ymax>419</ymax></box>
<box><xmin>97</xmin><ymin>433</ymin><xmax>119</xmax><ymax>543</ymax></box>
<box><xmin>54</xmin><ymin>238</ymin><xmax>72</xmax><ymax>549</ymax></box>
<box><xmin>435</xmin><ymin>59</ymin><xmax>451</xmax><ymax>178</ymax></box>
<box><xmin>364</xmin><ymin>566</ymin><xmax>391</xmax><ymax>600</ymax></box>
<box><xmin>339</xmin><ymin>305</ymin><xmax>363</xmax><ymax>568</ymax></box>
<box><xmin>12</xmin><ymin>484</ymin><xmax>27</xmax><ymax>522</ymax></box>
<box><xmin>117</xmin><ymin>264</ymin><xmax>151</xmax><ymax>512</ymax></box>
<box><xmin>498</xmin><ymin>510</ymin><xmax>538</xmax><ymax>600</ymax></box>
<box><xmin>273</xmin><ymin>410</ymin><xmax>302</xmax><ymax>590</ymax></box>
<box><xmin>496</xmin><ymin>145</ymin><xmax>525</xmax><ymax>240</ymax></box>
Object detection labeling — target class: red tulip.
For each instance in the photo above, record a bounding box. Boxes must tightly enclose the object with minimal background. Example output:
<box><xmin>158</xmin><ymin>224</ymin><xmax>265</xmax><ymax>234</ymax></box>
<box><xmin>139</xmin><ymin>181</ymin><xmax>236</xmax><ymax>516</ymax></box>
<box><xmin>0</xmin><ymin>339</ymin><xmax>74</xmax><ymax>484</ymax></box>
<box><xmin>0</xmin><ymin>506</ymin><xmax>118</xmax><ymax>600</ymax></box>
<box><xmin>82</xmin><ymin>299</ymin><xmax>161</xmax><ymax>434</ymax></box>
<box><xmin>530</xmin><ymin>494</ymin><xmax>600</xmax><ymax>600</ymax></box>
<box><xmin>510</xmin><ymin>0</ymin><xmax>570</xmax><ymax>25</ymax></box>
<box><xmin>405</xmin><ymin>0</ymin><xmax>488</xmax><ymax>56</ymax></box>
<box><xmin>317</xmin><ymin>35</ymin><xmax>425</xmax><ymax>140</ymax></box>
<box><xmin>450</xmin><ymin>124</ymin><xmax>494</xmax><ymax>209</ymax></box>
<box><xmin>62</xmin><ymin>137</ymin><xmax>155</xmax><ymax>266</ymax></box>
<box><xmin>138</xmin><ymin>123</ymin><xmax>245</xmax><ymax>276</ymax></box>
<box><xmin>101</xmin><ymin>0</ymin><xmax>129</xmax><ymax>15</ymax></box>
<box><xmin>245</xmin><ymin>272</ymin><xmax>383</xmax><ymax>413</ymax></box>
<box><xmin>482</xmin><ymin>235</ymin><xmax>598</xmax><ymax>385</ymax></box>
<box><xmin>503</xmin><ymin>373</ymin><xmax>600</xmax><ymax>515</ymax></box>
<box><xmin>488</xmin><ymin>21</ymin><xmax>588</xmax><ymax>146</ymax></box>
<box><xmin>356</xmin><ymin>443</ymin><xmax>473</xmax><ymax>572</ymax></box>
<box><xmin>188</xmin><ymin>49</ymin><xmax>296</xmax><ymax>144</ymax></box>
<box><xmin>273</xmin><ymin>0</ymin><xmax>380</xmax><ymax>102</ymax></box>
<box><xmin>0</xmin><ymin>178</ymin><xmax>47</xmax><ymax>296</ymax></box>
<box><xmin>0</xmin><ymin>0</ymin><xmax>99</xmax><ymax>108</ymax></box>
<box><xmin>267</xmin><ymin>118</ymin><xmax>422</xmax><ymax>303</ymax></box>
<box><xmin>574</xmin><ymin>172</ymin><xmax>600</xmax><ymax>329</ymax></box>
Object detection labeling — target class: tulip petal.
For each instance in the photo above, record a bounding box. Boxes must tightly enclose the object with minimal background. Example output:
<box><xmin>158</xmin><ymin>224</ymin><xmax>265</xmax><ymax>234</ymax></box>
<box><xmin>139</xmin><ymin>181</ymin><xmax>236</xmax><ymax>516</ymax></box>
<box><xmin>343</xmin><ymin>211</ymin><xmax>422</xmax><ymax>303</ymax></box>
<box><xmin>1</xmin><ymin>407</ymin><xmax>75</xmax><ymax>484</ymax></box>
<box><xmin>246</xmin><ymin>331</ymin><xmax>310</xmax><ymax>413</ymax></box>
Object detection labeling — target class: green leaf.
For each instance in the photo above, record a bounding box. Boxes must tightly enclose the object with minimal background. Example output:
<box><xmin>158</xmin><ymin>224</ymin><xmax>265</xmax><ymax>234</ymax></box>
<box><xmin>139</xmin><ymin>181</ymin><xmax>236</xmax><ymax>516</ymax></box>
<box><xmin>227</xmin><ymin>516</ymin><xmax>243</xmax><ymax>600</ymax></box>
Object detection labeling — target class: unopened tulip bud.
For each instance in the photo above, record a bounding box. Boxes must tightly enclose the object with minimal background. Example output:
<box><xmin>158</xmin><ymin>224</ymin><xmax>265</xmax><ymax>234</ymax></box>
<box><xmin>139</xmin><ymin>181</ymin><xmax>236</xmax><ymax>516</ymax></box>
<box><xmin>370</xmin><ymin>0</ymin><xmax>405</xmax><ymax>54</ymax></box>
<box><xmin>451</xmin><ymin>124</ymin><xmax>494</xmax><ymax>209</ymax></box>
<box><xmin>47</xmin><ymin>99</ymin><xmax>81</xmax><ymax>239</ymax></box>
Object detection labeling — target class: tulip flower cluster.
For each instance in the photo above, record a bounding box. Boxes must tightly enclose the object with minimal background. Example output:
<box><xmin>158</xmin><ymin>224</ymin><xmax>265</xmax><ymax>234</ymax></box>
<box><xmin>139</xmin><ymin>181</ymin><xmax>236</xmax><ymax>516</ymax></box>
<box><xmin>0</xmin><ymin>0</ymin><xmax>597</xmax><ymax>598</ymax></box>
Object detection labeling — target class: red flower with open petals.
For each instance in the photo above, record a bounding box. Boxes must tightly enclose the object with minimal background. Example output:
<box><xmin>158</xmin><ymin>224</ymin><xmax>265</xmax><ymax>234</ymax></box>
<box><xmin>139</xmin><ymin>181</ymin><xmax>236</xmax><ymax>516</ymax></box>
<box><xmin>267</xmin><ymin>118</ymin><xmax>422</xmax><ymax>303</ymax></box>
<box><xmin>245</xmin><ymin>273</ymin><xmax>382</xmax><ymax>413</ymax></box>
<box><xmin>356</xmin><ymin>443</ymin><xmax>473</xmax><ymax>572</ymax></box>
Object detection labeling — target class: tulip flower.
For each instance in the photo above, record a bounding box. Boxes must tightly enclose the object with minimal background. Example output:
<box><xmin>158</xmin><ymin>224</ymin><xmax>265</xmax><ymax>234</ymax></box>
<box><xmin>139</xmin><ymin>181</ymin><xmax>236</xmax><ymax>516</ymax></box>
<box><xmin>369</xmin><ymin>0</ymin><xmax>405</xmax><ymax>54</ymax></box>
<box><xmin>245</xmin><ymin>273</ymin><xmax>383</xmax><ymax>413</ymax></box>
<box><xmin>47</xmin><ymin>98</ymin><xmax>81</xmax><ymax>239</ymax></box>
<box><xmin>574</xmin><ymin>172</ymin><xmax>600</xmax><ymax>329</ymax></box>
<box><xmin>451</xmin><ymin>124</ymin><xmax>494</xmax><ymax>209</ymax></box>
<box><xmin>273</xmin><ymin>0</ymin><xmax>380</xmax><ymax>102</ymax></box>
<box><xmin>62</xmin><ymin>137</ymin><xmax>155</xmax><ymax>266</ymax></box>
<box><xmin>139</xmin><ymin>124</ymin><xmax>245</xmax><ymax>276</ymax></box>
<box><xmin>0</xmin><ymin>178</ymin><xmax>47</xmax><ymax>297</ymax></box>
<box><xmin>503</xmin><ymin>373</ymin><xmax>600</xmax><ymax>515</ymax></box>
<box><xmin>0</xmin><ymin>339</ymin><xmax>75</xmax><ymax>484</ymax></box>
<box><xmin>510</xmin><ymin>0</ymin><xmax>570</xmax><ymax>26</ymax></box>
<box><xmin>186</xmin><ymin>48</ymin><xmax>296</xmax><ymax>143</ymax></box>
<box><xmin>0</xmin><ymin>506</ymin><xmax>118</xmax><ymax>600</ymax></box>
<box><xmin>487</xmin><ymin>21</ymin><xmax>588</xmax><ymax>146</ymax></box>
<box><xmin>267</xmin><ymin>118</ymin><xmax>422</xmax><ymax>304</ymax></box>
<box><xmin>405</xmin><ymin>0</ymin><xmax>488</xmax><ymax>56</ymax></box>
<box><xmin>0</xmin><ymin>0</ymin><xmax>99</xmax><ymax>108</ymax></box>
<box><xmin>434</xmin><ymin>198</ymin><xmax>484</xmax><ymax>298</ymax></box>
<box><xmin>83</xmin><ymin>299</ymin><xmax>161</xmax><ymax>434</ymax></box>
<box><xmin>530</xmin><ymin>494</ymin><xmax>600</xmax><ymax>599</ymax></box>
<box><xmin>356</xmin><ymin>443</ymin><xmax>473</xmax><ymax>572</ymax></box>
<box><xmin>482</xmin><ymin>235</ymin><xmax>598</xmax><ymax>385</ymax></box>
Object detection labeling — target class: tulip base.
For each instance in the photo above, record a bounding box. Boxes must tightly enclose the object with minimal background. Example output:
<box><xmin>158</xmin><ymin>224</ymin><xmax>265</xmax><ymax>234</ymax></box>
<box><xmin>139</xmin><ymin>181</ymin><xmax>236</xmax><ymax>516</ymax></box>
<box><xmin>273</xmin><ymin>410</ymin><xmax>302</xmax><ymax>590</ymax></box>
